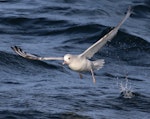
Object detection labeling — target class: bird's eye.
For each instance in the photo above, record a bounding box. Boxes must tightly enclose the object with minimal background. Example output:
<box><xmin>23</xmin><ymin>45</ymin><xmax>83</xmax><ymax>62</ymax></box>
<box><xmin>68</xmin><ymin>57</ymin><xmax>70</xmax><ymax>60</ymax></box>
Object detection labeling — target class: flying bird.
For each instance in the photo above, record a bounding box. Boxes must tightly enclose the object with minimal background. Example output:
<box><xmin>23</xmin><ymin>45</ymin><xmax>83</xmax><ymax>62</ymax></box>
<box><xmin>11</xmin><ymin>7</ymin><xmax>132</xmax><ymax>83</ymax></box>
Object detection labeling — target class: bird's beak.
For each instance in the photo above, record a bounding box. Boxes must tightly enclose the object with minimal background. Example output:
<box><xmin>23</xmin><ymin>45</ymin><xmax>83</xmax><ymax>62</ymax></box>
<box><xmin>63</xmin><ymin>61</ymin><xmax>67</xmax><ymax>65</ymax></box>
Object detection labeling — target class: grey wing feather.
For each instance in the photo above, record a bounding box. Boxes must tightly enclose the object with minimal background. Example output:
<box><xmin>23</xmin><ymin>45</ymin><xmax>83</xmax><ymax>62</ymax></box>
<box><xmin>11</xmin><ymin>46</ymin><xmax>63</xmax><ymax>60</ymax></box>
<box><xmin>79</xmin><ymin>7</ymin><xmax>132</xmax><ymax>59</ymax></box>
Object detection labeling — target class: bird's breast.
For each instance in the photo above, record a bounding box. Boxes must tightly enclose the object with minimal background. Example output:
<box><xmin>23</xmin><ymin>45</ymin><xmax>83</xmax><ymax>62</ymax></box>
<box><xmin>68</xmin><ymin>58</ymin><xmax>92</xmax><ymax>72</ymax></box>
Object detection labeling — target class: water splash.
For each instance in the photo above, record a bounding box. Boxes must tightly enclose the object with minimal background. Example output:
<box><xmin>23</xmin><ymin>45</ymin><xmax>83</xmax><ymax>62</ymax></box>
<box><xmin>117</xmin><ymin>76</ymin><xmax>135</xmax><ymax>99</ymax></box>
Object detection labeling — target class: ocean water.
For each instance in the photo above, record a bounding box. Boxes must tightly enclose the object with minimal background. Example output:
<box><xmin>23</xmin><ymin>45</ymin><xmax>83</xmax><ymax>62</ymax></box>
<box><xmin>0</xmin><ymin>0</ymin><xmax>150</xmax><ymax>119</ymax></box>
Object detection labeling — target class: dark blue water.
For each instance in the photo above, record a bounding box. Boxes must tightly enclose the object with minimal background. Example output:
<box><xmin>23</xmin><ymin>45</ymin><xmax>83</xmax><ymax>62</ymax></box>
<box><xmin>0</xmin><ymin>0</ymin><xmax>150</xmax><ymax>119</ymax></box>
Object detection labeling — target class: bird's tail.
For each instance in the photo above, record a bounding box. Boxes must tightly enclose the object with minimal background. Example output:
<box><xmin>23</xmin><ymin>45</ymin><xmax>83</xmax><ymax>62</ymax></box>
<box><xmin>92</xmin><ymin>59</ymin><xmax>105</xmax><ymax>70</ymax></box>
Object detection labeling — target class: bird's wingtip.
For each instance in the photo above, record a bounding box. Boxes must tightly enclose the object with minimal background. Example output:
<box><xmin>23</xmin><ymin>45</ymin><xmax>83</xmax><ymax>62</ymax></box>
<box><xmin>127</xmin><ymin>6</ymin><xmax>134</xmax><ymax>15</ymax></box>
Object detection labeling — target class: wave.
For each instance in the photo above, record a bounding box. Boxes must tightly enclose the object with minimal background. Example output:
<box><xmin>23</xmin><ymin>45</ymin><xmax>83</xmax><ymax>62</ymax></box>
<box><xmin>0</xmin><ymin>51</ymin><xmax>63</xmax><ymax>75</ymax></box>
<box><xmin>0</xmin><ymin>16</ymin><xmax>70</xmax><ymax>36</ymax></box>
<box><xmin>0</xmin><ymin>110</ymin><xmax>92</xmax><ymax>119</ymax></box>
<box><xmin>117</xmin><ymin>92</ymin><xmax>150</xmax><ymax>112</ymax></box>
<box><xmin>133</xmin><ymin>4</ymin><xmax>150</xmax><ymax>18</ymax></box>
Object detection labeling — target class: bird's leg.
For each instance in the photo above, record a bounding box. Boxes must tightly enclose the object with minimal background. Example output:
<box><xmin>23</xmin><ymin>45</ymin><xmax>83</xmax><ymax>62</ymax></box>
<box><xmin>79</xmin><ymin>73</ymin><xmax>83</xmax><ymax>79</ymax></box>
<box><xmin>90</xmin><ymin>69</ymin><xmax>96</xmax><ymax>83</ymax></box>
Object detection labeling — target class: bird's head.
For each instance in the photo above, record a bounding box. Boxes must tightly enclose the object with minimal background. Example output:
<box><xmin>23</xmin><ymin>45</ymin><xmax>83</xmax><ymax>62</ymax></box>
<box><xmin>63</xmin><ymin>54</ymin><xmax>73</xmax><ymax>65</ymax></box>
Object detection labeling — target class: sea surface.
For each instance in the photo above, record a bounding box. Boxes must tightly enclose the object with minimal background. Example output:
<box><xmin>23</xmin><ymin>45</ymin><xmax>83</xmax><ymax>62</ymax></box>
<box><xmin>0</xmin><ymin>0</ymin><xmax>150</xmax><ymax>119</ymax></box>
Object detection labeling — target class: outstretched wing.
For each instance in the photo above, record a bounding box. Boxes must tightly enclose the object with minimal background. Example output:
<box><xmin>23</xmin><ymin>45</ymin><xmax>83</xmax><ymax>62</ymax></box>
<box><xmin>79</xmin><ymin>7</ymin><xmax>132</xmax><ymax>59</ymax></box>
<box><xmin>11</xmin><ymin>46</ymin><xmax>64</xmax><ymax>60</ymax></box>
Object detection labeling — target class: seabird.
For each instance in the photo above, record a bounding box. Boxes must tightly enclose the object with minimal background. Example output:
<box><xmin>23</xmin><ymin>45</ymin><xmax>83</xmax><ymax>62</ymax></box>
<box><xmin>11</xmin><ymin>7</ymin><xmax>132</xmax><ymax>83</ymax></box>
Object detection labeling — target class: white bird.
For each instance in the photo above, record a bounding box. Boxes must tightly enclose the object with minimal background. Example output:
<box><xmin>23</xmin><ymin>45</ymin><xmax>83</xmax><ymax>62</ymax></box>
<box><xmin>11</xmin><ymin>7</ymin><xmax>132</xmax><ymax>83</ymax></box>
